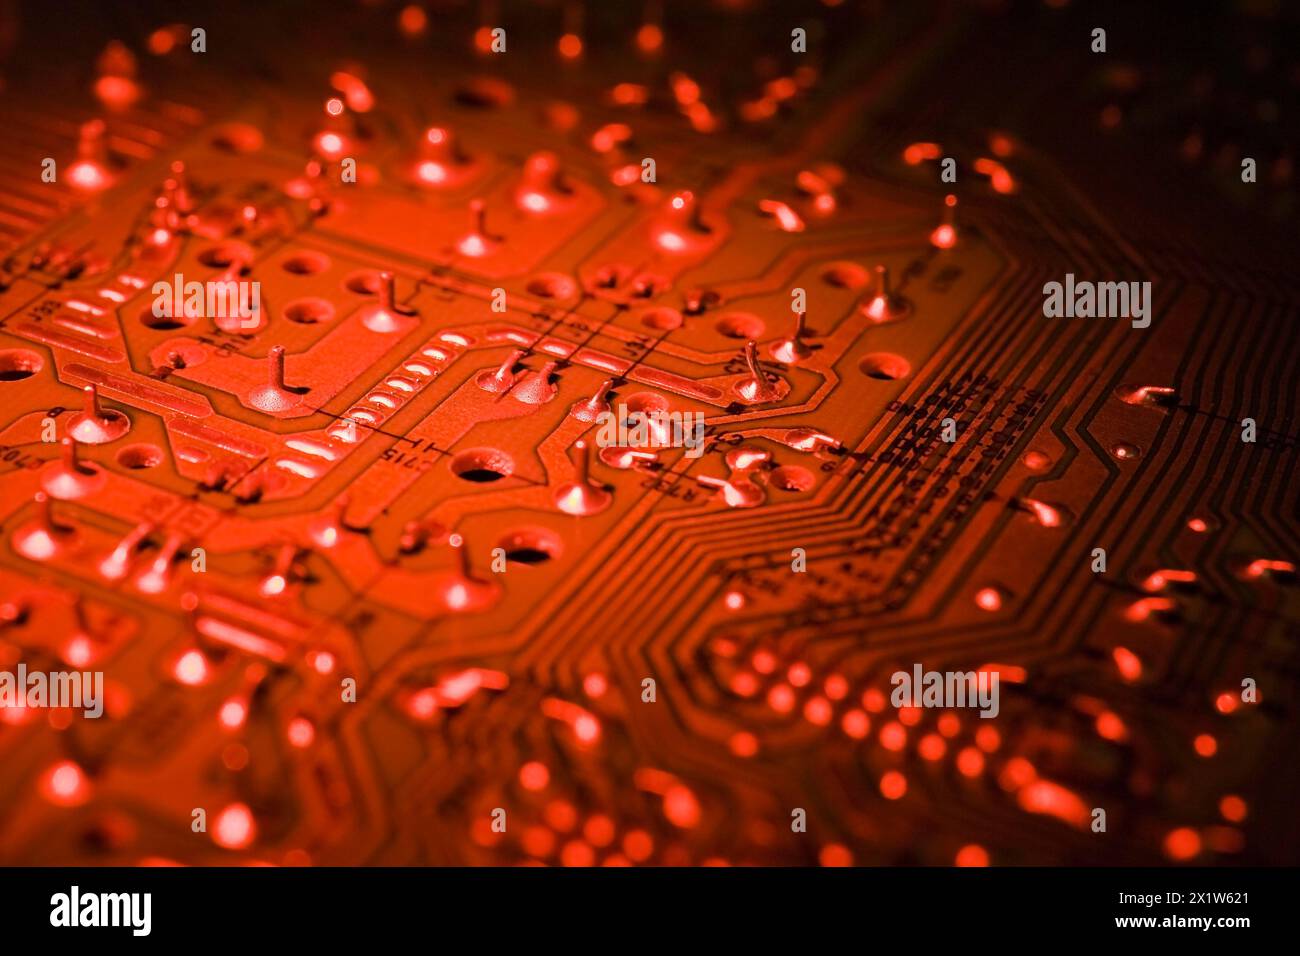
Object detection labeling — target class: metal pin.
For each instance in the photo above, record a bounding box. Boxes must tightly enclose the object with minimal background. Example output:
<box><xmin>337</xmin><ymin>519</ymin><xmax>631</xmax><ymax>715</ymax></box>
<box><xmin>477</xmin><ymin>348</ymin><xmax>525</xmax><ymax>394</ymax></box>
<box><xmin>449</xmin><ymin>532</ymin><xmax>475</xmax><ymax>579</ymax></box>
<box><xmin>457</xmin><ymin>198</ymin><xmax>497</xmax><ymax>256</ymax></box>
<box><xmin>100</xmin><ymin>521</ymin><xmax>155</xmax><ymax>580</ymax></box>
<box><xmin>36</xmin><ymin>491</ymin><xmax>58</xmax><ymax>531</ymax></box>
<box><xmin>510</xmin><ymin>360</ymin><xmax>559</xmax><ymax>404</ymax></box>
<box><xmin>268</xmin><ymin>345</ymin><xmax>287</xmax><ymax>390</ymax></box>
<box><xmin>930</xmin><ymin>194</ymin><xmax>958</xmax><ymax>248</ymax></box>
<box><xmin>248</xmin><ymin>346</ymin><xmax>303</xmax><ymax>412</ymax></box>
<box><xmin>772</xmin><ymin>311</ymin><xmax>813</xmax><ymax>363</ymax></box>
<box><xmin>554</xmin><ymin>439</ymin><xmax>613</xmax><ymax>515</ymax></box>
<box><xmin>599</xmin><ymin>446</ymin><xmax>658</xmax><ymax>470</ymax></box>
<box><xmin>865</xmin><ymin>264</ymin><xmax>910</xmax><ymax>322</ymax></box>
<box><xmin>167</xmin><ymin>160</ymin><xmax>194</xmax><ymax>214</ymax></box>
<box><xmin>14</xmin><ymin>491</ymin><xmax>77</xmax><ymax>561</ymax></box>
<box><xmin>423</xmin><ymin>126</ymin><xmax>457</xmax><ymax>164</ymax></box>
<box><xmin>137</xmin><ymin>533</ymin><xmax>184</xmax><ymax>593</ymax></box>
<box><xmin>77</xmin><ymin>119</ymin><xmax>107</xmax><ymax>162</ymax></box>
<box><xmin>62</xmin><ymin>436</ymin><xmax>87</xmax><ymax>475</ymax></box>
<box><xmin>738</xmin><ymin>340</ymin><xmax>778</xmax><ymax>402</ymax></box>
<box><xmin>570</xmin><ymin>377</ymin><xmax>614</xmax><ymax>422</ymax></box>
<box><xmin>42</xmin><ymin>435</ymin><xmax>105</xmax><ymax>499</ymax></box>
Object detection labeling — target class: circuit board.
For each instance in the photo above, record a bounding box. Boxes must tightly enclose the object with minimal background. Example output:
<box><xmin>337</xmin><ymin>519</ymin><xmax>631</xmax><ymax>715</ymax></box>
<box><xmin>0</xmin><ymin>0</ymin><xmax>1297</xmax><ymax>867</ymax></box>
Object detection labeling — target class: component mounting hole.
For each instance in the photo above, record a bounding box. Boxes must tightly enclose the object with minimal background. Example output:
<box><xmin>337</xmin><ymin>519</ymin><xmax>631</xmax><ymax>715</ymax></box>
<box><xmin>526</xmin><ymin>273</ymin><xmax>577</xmax><ymax>299</ymax></box>
<box><xmin>283</xmin><ymin>298</ymin><xmax>335</xmax><ymax>324</ymax></box>
<box><xmin>282</xmin><ymin>251</ymin><xmax>331</xmax><ymax>275</ymax></box>
<box><xmin>117</xmin><ymin>443</ymin><xmax>164</xmax><ymax>469</ymax></box>
<box><xmin>139</xmin><ymin>303</ymin><xmax>193</xmax><ymax>330</ymax></box>
<box><xmin>715</xmin><ymin>313</ymin><xmax>765</xmax><ymax>339</ymax></box>
<box><xmin>198</xmin><ymin>242</ymin><xmax>253</xmax><ymax>271</ymax></box>
<box><xmin>497</xmin><ymin>527</ymin><xmax>562</xmax><ymax>564</ymax></box>
<box><xmin>859</xmin><ymin>352</ymin><xmax>911</xmax><ymax>380</ymax></box>
<box><xmin>451</xmin><ymin>448</ymin><xmax>515</xmax><ymax>482</ymax></box>
<box><xmin>0</xmin><ymin>349</ymin><xmax>43</xmax><ymax>381</ymax></box>
<box><xmin>822</xmin><ymin>262</ymin><xmax>869</xmax><ymax>289</ymax></box>
<box><xmin>345</xmin><ymin>271</ymin><xmax>383</xmax><ymax>295</ymax></box>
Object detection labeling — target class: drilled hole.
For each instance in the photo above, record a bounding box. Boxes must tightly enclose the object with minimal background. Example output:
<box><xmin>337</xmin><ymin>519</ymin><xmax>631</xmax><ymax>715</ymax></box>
<box><xmin>117</xmin><ymin>443</ymin><xmax>164</xmax><ymax>469</ymax></box>
<box><xmin>451</xmin><ymin>448</ymin><xmax>514</xmax><ymax>482</ymax></box>
<box><xmin>497</xmin><ymin>527</ymin><xmax>562</xmax><ymax>564</ymax></box>
<box><xmin>822</xmin><ymin>261</ymin><xmax>869</xmax><ymax>288</ymax></box>
<box><xmin>715</xmin><ymin>312</ymin><xmax>765</xmax><ymax>339</ymax></box>
<box><xmin>283</xmin><ymin>298</ymin><xmax>335</xmax><ymax>324</ymax></box>
<box><xmin>139</xmin><ymin>303</ymin><xmax>192</xmax><ymax>331</ymax></box>
<box><xmin>0</xmin><ymin>349</ymin><xmax>43</xmax><ymax>381</ymax></box>
<box><xmin>282</xmin><ymin>251</ymin><xmax>331</xmax><ymax>275</ymax></box>
<box><xmin>345</xmin><ymin>271</ymin><xmax>383</xmax><ymax>295</ymax></box>
<box><xmin>526</xmin><ymin>273</ymin><xmax>577</xmax><ymax>299</ymax></box>
<box><xmin>198</xmin><ymin>242</ymin><xmax>254</xmax><ymax>271</ymax></box>
<box><xmin>859</xmin><ymin>352</ymin><xmax>911</xmax><ymax>380</ymax></box>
